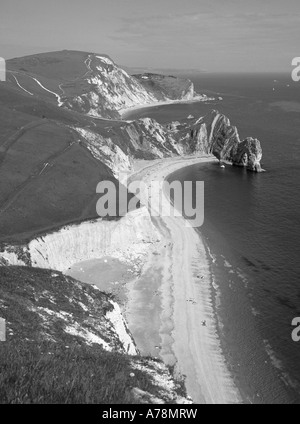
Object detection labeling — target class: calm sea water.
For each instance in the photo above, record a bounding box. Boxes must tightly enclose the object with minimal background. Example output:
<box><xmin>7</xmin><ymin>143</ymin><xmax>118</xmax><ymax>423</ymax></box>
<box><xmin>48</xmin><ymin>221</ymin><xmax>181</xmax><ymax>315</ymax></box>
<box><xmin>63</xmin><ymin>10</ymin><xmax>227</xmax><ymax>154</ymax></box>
<box><xmin>126</xmin><ymin>73</ymin><xmax>300</xmax><ymax>404</ymax></box>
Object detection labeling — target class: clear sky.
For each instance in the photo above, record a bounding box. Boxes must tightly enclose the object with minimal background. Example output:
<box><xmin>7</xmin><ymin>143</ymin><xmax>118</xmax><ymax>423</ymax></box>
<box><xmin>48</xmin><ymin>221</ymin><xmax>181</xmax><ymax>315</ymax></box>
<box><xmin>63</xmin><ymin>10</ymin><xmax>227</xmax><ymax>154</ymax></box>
<box><xmin>1</xmin><ymin>0</ymin><xmax>299</xmax><ymax>72</ymax></box>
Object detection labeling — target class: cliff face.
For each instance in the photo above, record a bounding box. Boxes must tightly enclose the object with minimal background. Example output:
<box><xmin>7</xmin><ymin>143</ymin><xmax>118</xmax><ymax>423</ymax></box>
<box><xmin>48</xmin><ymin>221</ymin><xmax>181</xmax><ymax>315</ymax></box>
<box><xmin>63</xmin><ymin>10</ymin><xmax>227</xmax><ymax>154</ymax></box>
<box><xmin>232</xmin><ymin>137</ymin><xmax>263</xmax><ymax>172</ymax></box>
<box><xmin>0</xmin><ymin>266</ymin><xmax>137</xmax><ymax>352</ymax></box>
<box><xmin>0</xmin><ymin>208</ymin><xmax>161</xmax><ymax>273</ymax></box>
<box><xmin>62</xmin><ymin>55</ymin><xmax>157</xmax><ymax>118</ymax></box>
<box><xmin>7</xmin><ymin>51</ymin><xmax>200</xmax><ymax>119</ymax></box>
<box><xmin>72</xmin><ymin>111</ymin><xmax>262</xmax><ymax>174</ymax></box>
<box><xmin>0</xmin><ymin>209</ymin><xmax>193</xmax><ymax>403</ymax></box>
<box><xmin>0</xmin><ymin>266</ymin><xmax>191</xmax><ymax>404</ymax></box>
<box><xmin>169</xmin><ymin>110</ymin><xmax>263</xmax><ymax>172</ymax></box>
<box><xmin>133</xmin><ymin>73</ymin><xmax>196</xmax><ymax>101</ymax></box>
<box><xmin>62</xmin><ymin>56</ymin><xmax>203</xmax><ymax>118</ymax></box>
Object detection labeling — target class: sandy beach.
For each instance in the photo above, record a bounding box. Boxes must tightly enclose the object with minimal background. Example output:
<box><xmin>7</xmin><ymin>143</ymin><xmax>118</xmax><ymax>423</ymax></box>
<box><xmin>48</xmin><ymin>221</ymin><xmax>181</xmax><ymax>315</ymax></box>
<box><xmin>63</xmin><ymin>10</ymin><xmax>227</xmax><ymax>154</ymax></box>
<box><xmin>124</xmin><ymin>155</ymin><xmax>242</xmax><ymax>404</ymax></box>
<box><xmin>119</xmin><ymin>95</ymin><xmax>213</xmax><ymax>119</ymax></box>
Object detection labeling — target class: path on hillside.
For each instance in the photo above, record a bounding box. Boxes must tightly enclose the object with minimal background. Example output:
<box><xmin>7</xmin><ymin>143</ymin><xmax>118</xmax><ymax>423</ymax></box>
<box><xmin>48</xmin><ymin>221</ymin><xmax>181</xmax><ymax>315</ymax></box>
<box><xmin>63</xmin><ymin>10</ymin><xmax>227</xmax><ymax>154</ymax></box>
<box><xmin>7</xmin><ymin>70</ymin><xmax>64</xmax><ymax>107</ymax></box>
<box><xmin>10</xmin><ymin>74</ymin><xmax>34</xmax><ymax>96</ymax></box>
<box><xmin>0</xmin><ymin>121</ymin><xmax>46</xmax><ymax>167</ymax></box>
<box><xmin>0</xmin><ymin>124</ymin><xmax>81</xmax><ymax>216</ymax></box>
<box><xmin>7</xmin><ymin>67</ymin><xmax>125</xmax><ymax>125</ymax></box>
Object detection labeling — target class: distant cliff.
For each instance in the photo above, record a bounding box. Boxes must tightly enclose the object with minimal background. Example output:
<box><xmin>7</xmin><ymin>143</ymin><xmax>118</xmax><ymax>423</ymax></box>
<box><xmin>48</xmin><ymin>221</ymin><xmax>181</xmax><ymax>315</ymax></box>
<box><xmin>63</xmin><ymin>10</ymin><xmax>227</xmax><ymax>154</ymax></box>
<box><xmin>7</xmin><ymin>51</ymin><xmax>201</xmax><ymax>119</ymax></box>
<box><xmin>133</xmin><ymin>73</ymin><xmax>195</xmax><ymax>101</ymax></box>
<box><xmin>6</xmin><ymin>50</ymin><xmax>262</xmax><ymax>173</ymax></box>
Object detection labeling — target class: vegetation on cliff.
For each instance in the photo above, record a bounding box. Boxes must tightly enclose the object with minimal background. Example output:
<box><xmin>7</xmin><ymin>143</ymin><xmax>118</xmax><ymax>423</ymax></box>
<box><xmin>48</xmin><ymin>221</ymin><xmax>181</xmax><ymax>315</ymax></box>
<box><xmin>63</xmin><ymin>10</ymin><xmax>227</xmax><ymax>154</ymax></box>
<box><xmin>0</xmin><ymin>266</ymin><xmax>188</xmax><ymax>404</ymax></box>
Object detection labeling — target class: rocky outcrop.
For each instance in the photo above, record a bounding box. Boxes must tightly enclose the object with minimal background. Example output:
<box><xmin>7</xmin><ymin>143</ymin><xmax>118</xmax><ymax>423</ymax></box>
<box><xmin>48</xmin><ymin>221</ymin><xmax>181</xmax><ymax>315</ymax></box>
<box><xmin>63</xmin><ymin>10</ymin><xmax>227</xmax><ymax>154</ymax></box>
<box><xmin>0</xmin><ymin>265</ymin><xmax>138</xmax><ymax>353</ymax></box>
<box><xmin>231</xmin><ymin>137</ymin><xmax>263</xmax><ymax>172</ymax></box>
<box><xmin>169</xmin><ymin>110</ymin><xmax>263</xmax><ymax>172</ymax></box>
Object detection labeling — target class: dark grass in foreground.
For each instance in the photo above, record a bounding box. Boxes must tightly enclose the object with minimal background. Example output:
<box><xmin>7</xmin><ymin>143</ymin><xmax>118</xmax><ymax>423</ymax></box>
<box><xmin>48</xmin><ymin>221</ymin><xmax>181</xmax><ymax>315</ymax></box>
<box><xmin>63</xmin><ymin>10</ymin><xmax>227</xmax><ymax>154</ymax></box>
<box><xmin>0</xmin><ymin>341</ymin><xmax>163</xmax><ymax>404</ymax></box>
<box><xmin>0</xmin><ymin>266</ymin><xmax>188</xmax><ymax>404</ymax></box>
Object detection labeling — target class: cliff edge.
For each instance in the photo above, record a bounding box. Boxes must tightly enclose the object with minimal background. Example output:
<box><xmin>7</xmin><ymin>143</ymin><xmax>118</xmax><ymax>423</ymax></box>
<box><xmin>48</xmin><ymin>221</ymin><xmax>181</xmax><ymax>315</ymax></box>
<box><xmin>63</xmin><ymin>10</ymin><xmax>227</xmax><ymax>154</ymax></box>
<box><xmin>7</xmin><ymin>51</ymin><xmax>201</xmax><ymax>119</ymax></box>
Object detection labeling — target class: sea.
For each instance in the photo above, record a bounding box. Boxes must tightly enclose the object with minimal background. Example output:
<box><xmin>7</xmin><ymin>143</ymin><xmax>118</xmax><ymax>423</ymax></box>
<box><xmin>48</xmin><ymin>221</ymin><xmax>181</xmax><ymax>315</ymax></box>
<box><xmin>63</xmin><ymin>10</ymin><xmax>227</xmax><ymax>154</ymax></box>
<box><xmin>124</xmin><ymin>73</ymin><xmax>300</xmax><ymax>404</ymax></box>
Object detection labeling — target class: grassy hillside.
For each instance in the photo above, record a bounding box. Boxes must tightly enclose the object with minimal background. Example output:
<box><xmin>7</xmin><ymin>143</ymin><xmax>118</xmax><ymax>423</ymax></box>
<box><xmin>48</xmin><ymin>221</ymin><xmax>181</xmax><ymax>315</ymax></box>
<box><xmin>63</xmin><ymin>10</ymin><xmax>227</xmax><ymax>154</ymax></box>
<box><xmin>0</xmin><ymin>341</ymin><xmax>153</xmax><ymax>404</ymax></box>
<box><xmin>8</xmin><ymin>50</ymin><xmax>91</xmax><ymax>81</ymax></box>
<box><xmin>0</xmin><ymin>266</ymin><xmax>119</xmax><ymax>346</ymax></box>
<box><xmin>6</xmin><ymin>51</ymin><xmax>154</xmax><ymax>119</ymax></box>
<box><xmin>0</xmin><ymin>53</ymin><xmax>193</xmax><ymax>244</ymax></box>
<box><xmin>0</xmin><ymin>51</ymin><xmax>196</xmax><ymax>243</ymax></box>
<box><xmin>0</xmin><ymin>50</ymin><xmax>211</xmax><ymax>244</ymax></box>
<box><xmin>0</xmin><ymin>80</ymin><xmax>136</xmax><ymax>243</ymax></box>
<box><xmin>0</xmin><ymin>266</ymin><xmax>188</xmax><ymax>404</ymax></box>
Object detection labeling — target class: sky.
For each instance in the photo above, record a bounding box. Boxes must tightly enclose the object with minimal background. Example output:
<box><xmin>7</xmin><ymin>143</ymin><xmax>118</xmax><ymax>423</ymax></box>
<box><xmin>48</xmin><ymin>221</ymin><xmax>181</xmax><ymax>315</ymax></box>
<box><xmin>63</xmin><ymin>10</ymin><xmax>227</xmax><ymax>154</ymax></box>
<box><xmin>0</xmin><ymin>0</ymin><xmax>299</xmax><ymax>72</ymax></box>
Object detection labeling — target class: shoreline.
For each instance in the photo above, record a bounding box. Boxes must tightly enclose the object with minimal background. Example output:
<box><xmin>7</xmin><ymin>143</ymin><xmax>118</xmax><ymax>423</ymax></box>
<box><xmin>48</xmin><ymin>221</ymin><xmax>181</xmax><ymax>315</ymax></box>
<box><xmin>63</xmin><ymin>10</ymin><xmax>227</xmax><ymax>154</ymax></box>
<box><xmin>125</xmin><ymin>155</ymin><xmax>242</xmax><ymax>404</ymax></box>
<box><xmin>119</xmin><ymin>95</ymin><xmax>214</xmax><ymax>119</ymax></box>
<box><xmin>0</xmin><ymin>153</ymin><xmax>243</xmax><ymax>404</ymax></box>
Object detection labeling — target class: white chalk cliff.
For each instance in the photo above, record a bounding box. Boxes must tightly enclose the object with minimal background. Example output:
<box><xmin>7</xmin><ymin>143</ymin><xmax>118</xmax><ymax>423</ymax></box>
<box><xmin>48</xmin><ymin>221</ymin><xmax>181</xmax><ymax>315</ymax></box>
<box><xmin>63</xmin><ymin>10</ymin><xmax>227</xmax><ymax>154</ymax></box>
<box><xmin>61</xmin><ymin>55</ymin><xmax>197</xmax><ymax>119</ymax></box>
<box><xmin>0</xmin><ymin>207</ymin><xmax>160</xmax><ymax>273</ymax></box>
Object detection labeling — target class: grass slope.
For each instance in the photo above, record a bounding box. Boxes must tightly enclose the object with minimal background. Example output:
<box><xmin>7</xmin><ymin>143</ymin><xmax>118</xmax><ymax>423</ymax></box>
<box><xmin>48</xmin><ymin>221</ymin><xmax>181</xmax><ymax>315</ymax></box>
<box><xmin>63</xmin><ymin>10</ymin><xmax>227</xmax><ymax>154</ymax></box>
<box><xmin>0</xmin><ymin>51</ymin><xmax>199</xmax><ymax>242</ymax></box>
<box><xmin>0</xmin><ymin>81</ymin><xmax>134</xmax><ymax>243</ymax></box>
<box><xmin>0</xmin><ymin>266</ymin><xmax>187</xmax><ymax>404</ymax></box>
